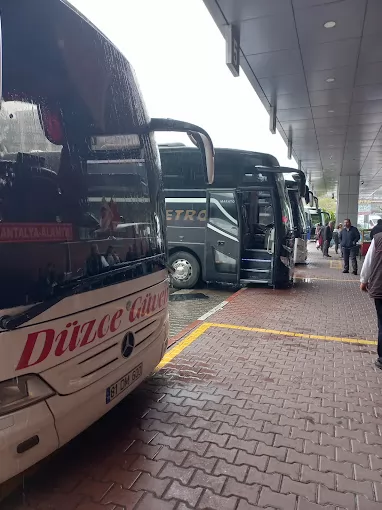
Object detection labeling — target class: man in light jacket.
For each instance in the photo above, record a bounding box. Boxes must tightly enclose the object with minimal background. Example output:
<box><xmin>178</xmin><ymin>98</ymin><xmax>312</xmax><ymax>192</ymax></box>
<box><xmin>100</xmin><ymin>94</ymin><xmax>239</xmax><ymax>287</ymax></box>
<box><xmin>360</xmin><ymin>233</ymin><xmax>382</xmax><ymax>369</ymax></box>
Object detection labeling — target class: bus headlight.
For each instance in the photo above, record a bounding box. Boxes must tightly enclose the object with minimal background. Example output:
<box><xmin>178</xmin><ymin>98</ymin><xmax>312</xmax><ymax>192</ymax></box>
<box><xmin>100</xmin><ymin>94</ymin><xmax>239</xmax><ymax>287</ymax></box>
<box><xmin>0</xmin><ymin>375</ymin><xmax>55</xmax><ymax>416</ymax></box>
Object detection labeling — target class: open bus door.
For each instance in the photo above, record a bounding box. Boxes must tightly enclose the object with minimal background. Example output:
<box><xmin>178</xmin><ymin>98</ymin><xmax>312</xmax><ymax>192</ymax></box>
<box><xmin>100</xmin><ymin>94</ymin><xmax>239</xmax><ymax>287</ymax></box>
<box><xmin>204</xmin><ymin>190</ymin><xmax>240</xmax><ymax>284</ymax></box>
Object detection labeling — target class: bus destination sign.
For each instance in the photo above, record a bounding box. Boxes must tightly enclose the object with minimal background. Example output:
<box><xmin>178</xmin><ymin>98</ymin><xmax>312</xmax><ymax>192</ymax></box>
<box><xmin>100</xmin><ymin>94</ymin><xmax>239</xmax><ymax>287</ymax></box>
<box><xmin>0</xmin><ymin>223</ymin><xmax>73</xmax><ymax>243</ymax></box>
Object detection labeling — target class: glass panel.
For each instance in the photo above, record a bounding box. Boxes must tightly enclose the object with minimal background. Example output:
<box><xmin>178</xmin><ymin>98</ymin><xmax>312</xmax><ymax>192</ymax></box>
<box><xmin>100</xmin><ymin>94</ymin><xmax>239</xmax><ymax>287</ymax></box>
<box><xmin>161</xmin><ymin>150</ymin><xmax>204</xmax><ymax>188</ymax></box>
<box><xmin>0</xmin><ymin>100</ymin><xmax>164</xmax><ymax>310</ymax></box>
<box><xmin>241</xmin><ymin>190</ymin><xmax>274</xmax><ymax>251</ymax></box>
<box><xmin>209</xmin><ymin>192</ymin><xmax>238</xmax><ymax>237</ymax></box>
<box><xmin>258</xmin><ymin>193</ymin><xmax>274</xmax><ymax>226</ymax></box>
<box><xmin>288</xmin><ymin>189</ymin><xmax>306</xmax><ymax>234</ymax></box>
<box><xmin>274</xmin><ymin>174</ymin><xmax>292</xmax><ymax>231</ymax></box>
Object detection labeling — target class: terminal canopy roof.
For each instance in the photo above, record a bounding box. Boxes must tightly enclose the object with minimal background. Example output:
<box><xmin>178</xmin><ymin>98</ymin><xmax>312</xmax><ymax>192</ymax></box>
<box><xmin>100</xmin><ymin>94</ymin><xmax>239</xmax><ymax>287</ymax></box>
<box><xmin>203</xmin><ymin>0</ymin><xmax>382</xmax><ymax>199</ymax></box>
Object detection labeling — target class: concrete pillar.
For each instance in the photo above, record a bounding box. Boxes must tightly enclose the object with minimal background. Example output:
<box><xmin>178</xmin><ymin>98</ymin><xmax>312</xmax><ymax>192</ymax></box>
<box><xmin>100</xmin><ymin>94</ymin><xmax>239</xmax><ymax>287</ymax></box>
<box><xmin>336</xmin><ymin>175</ymin><xmax>359</xmax><ymax>226</ymax></box>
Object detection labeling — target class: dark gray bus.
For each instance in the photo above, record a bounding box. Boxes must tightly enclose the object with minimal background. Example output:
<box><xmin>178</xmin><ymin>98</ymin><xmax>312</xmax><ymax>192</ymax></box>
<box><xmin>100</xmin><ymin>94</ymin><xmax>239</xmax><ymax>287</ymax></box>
<box><xmin>160</xmin><ymin>146</ymin><xmax>307</xmax><ymax>289</ymax></box>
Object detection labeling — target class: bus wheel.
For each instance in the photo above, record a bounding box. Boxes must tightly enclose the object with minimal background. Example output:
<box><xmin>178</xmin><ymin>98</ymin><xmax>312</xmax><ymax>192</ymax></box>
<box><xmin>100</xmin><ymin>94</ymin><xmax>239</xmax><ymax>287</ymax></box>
<box><xmin>169</xmin><ymin>251</ymin><xmax>200</xmax><ymax>289</ymax></box>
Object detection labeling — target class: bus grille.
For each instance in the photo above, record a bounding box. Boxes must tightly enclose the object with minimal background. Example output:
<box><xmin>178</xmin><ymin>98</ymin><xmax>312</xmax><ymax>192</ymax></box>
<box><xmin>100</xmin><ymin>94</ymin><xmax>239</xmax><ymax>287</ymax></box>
<box><xmin>41</xmin><ymin>312</ymin><xmax>166</xmax><ymax>395</ymax></box>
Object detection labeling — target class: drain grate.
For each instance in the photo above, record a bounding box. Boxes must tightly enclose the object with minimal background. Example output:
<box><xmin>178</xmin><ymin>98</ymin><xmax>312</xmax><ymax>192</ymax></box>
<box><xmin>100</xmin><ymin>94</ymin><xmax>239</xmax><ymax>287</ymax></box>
<box><xmin>169</xmin><ymin>293</ymin><xmax>210</xmax><ymax>301</ymax></box>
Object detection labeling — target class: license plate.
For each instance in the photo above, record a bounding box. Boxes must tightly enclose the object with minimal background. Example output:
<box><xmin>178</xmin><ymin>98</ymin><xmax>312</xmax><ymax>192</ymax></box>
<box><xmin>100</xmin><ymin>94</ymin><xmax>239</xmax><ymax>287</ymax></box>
<box><xmin>106</xmin><ymin>363</ymin><xmax>143</xmax><ymax>404</ymax></box>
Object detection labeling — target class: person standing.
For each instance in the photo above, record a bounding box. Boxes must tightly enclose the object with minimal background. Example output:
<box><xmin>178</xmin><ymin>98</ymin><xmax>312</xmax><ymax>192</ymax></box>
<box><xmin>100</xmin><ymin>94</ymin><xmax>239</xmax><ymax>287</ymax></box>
<box><xmin>360</xmin><ymin>233</ymin><xmax>382</xmax><ymax>369</ymax></box>
<box><xmin>340</xmin><ymin>218</ymin><xmax>360</xmax><ymax>275</ymax></box>
<box><xmin>333</xmin><ymin>223</ymin><xmax>342</xmax><ymax>255</ymax></box>
<box><xmin>370</xmin><ymin>219</ymin><xmax>382</xmax><ymax>240</ymax></box>
<box><xmin>316</xmin><ymin>223</ymin><xmax>323</xmax><ymax>250</ymax></box>
<box><xmin>322</xmin><ymin>221</ymin><xmax>334</xmax><ymax>257</ymax></box>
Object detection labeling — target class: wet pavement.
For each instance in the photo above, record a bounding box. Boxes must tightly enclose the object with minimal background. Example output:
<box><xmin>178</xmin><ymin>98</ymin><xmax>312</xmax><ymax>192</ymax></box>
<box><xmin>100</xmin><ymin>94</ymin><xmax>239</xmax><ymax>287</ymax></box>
<box><xmin>3</xmin><ymin>244</ymin><xmax>382</xmax><ymax>510</ymax></box>
<box><xmin>168</xmin><ymin>287</ymin><xmax>235</xmax><ymax>338</ymax></box>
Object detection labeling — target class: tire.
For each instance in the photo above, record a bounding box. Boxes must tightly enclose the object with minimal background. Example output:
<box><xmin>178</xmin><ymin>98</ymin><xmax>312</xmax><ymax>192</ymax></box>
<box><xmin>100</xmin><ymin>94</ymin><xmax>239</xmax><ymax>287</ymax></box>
<box><xmin>168</xmin><ymin>251</ymin><xmax>200</xmax><ymax>289</ymax></box>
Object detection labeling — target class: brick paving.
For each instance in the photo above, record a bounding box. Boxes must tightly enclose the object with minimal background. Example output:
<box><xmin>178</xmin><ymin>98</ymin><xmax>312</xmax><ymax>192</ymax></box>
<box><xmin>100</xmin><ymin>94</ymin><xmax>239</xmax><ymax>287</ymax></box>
<box><xmin>3</xmin><ymin>244</ymin><xmax>382</xmax><ymax>510</ymax></box>
<box><xmin>295</xmin><ymin>240</ymin><xmax>363</xmax><ymax>281</ymax></box>
<box><xmin>168</xmin><ymin>288</ymin><xmax>234</xmax><ymax>338</ymax></box>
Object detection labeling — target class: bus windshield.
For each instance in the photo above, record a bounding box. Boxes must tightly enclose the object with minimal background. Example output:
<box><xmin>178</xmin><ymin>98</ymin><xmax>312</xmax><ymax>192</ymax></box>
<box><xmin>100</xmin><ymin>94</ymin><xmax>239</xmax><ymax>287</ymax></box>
<box><xmin>274</xmin><ymin>173</ymin><xmax>293</xmax><ymax>233</ymax></box>
<box><xmin>0</xmin><ymin>101</ymin><xmax>164</xmax><ymax>311</ymax></box>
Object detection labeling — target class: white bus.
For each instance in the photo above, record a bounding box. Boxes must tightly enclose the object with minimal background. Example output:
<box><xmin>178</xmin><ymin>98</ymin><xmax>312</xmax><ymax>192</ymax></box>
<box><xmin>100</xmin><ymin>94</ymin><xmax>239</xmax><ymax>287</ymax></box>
<box><xmin>0</xmin><ymin>0</ymin><xmax>214</xmax><ymax>483</ymax></box>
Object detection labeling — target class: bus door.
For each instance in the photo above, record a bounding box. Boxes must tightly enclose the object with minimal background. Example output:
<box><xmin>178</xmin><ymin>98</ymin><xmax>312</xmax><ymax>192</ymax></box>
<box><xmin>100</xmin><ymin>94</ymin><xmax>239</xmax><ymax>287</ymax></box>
<box><xmin>237</xmin><ymin>188</ymin><xmax>275</xmax><ymax>285</ymax></box>
<box><xmin>204</xmin><ymin>190</ymin><xmax>240</xmax><ymax>284</ymax></box>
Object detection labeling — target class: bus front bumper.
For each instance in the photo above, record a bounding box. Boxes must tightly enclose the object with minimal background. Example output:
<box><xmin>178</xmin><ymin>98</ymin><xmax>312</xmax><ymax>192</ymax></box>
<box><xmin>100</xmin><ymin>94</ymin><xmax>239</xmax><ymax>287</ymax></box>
<box><xmin>0</xmin><ymin>316</ymin><xmax>168</xmax><ymax>484</ymax></box>
<box><xmin>0</xmin><ymin>401</ymin><xmax>58</xmax><ymax>484</ymax></box>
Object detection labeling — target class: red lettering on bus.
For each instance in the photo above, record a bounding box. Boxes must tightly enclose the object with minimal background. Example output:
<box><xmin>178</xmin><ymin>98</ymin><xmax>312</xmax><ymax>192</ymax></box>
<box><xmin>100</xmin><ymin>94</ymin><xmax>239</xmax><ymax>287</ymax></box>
<box><xmin>55</xmin><ymin>328</ymin><xmax>69</xmax><ymax>357</ymax></box>
<box><xmin>79</xmin><ymin>319</ymin><xmax>97</xmax><ymax>347</ymax></box>
<box><xmin>16</xmin><ymin>329</ymin><xmax>55</xmax><ymax>370</ymax></box>
<box><xmin>97</xmin><ymin>314</ymin><xmax>110</xmax><ymax>339</ymax></box>
<box><xmin>129</xmin><ymin>296</ymin><xmax>142</xmax><ymax>322</ymax></box>
<box><xmin>110</xmin><ymin>309</ymin><xmax>123</xmax><ymax>332</ymax></box>
<box><xmin>69</xmin><ymin>321</ymin><xmax>82</xmax><ymax>351</ymax></box>
<box><xmin>16</xmin><ymin>289</ymin><xmax>167</xmax><ymax>370</ymax></box>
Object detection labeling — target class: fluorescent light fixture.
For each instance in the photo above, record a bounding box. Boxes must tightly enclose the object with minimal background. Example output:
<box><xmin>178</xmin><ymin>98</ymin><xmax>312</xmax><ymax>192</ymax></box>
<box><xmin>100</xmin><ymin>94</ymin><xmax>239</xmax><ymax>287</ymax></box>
<box><xmin>328</xmin><ymin>110</ymin><xmax>335</xmax><ymax>113</ymax></box>
<box><xmin>324</xmin><ymin>21</ymin><xmax>336</xmax><ymax>28</ymax></box>
<box><xmin>326</xmin><ymin>78</ymin><xmax>335</xmax><ymax>83</ymax></box>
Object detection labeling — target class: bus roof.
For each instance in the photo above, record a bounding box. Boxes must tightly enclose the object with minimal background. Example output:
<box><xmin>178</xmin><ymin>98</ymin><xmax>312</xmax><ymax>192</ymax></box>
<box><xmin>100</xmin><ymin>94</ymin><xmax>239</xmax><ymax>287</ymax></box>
<box><xmin>160</xmin><ymin>146</ymin><xmax>284</xmax><ymax>188</ymax></box>
<box><xmin>159</xmin><ymin>145</ymin><xmax>280</xmax><ymax>167</ymax></box>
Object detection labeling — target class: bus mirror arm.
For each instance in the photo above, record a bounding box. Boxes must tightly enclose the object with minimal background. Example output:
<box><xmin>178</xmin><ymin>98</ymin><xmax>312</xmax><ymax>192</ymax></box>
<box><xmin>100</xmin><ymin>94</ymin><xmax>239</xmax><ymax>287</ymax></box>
<box><xmin>148</xmin><ymin>118</ymin><xmax>215</xmax><ymax>184</ymax></box>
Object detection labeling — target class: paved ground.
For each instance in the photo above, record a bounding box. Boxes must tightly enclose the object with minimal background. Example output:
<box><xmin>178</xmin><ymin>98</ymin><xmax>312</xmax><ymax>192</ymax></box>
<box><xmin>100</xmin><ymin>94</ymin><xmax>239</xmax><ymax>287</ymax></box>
<box><xmin>3</xmin><ymin>244</ymin><xmax>382</xmax><ymax>510</ymax></box>
<box><xmin>168</xmin><ymin>287</ymin><xmax>235</xmax><ymax>338</ymax></box>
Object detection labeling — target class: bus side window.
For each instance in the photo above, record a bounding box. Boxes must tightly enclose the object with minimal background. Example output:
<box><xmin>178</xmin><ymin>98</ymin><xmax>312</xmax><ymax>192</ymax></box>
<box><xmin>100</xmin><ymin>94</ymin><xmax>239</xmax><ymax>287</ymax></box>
<box><xmin>161</xmin><ymin>150</ymin><xmax>204</xmax><ymax>188</ymax></box>
<box><xmin>209</xmin><ymin>192</ymin><xmax>238</xmax><ymax>236</ymax></box>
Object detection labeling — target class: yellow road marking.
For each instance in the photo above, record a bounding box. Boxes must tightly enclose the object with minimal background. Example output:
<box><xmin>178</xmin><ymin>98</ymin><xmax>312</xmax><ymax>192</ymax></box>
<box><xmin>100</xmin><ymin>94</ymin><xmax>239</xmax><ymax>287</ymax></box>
<box><xmin>206</xmin><ymin>323</ymin><xmax>377</xmax><ymax>345</ymax></box>
<box><xmin>294</xmin><ymin>276</ymin><xmax>358</xmax><ymax>282</ymax></box>
<box><xmin>157</xmin><ymin>322</ymin><xmax>377</xmax><ymax>370</ymax></box>
<box><xmin>155</xmin><ymin>322</ymin><xmax>210</xmax><ymax>371</ymax></box>
<box><xmin>329</xmin><ymin>260</ymin><xmax>342</xmax><ymax>269</ymax></box>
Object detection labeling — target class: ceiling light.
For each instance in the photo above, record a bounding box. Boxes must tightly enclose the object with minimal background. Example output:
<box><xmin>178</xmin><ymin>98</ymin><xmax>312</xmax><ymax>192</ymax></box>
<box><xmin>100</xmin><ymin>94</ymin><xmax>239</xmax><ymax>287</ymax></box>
<box><xmin>324</xmin><ymin>21</ymin><xmax>336</xmax><ymax>28</ymax></box>
<box><xmin>326</xmin><ymin>78</ymin><xmax>335</xmax><ymax>83</ymax></box>
<box><xmin>328</xmin><ymin>110</ymin><xmax>335</xmax><ymax>113</ymax></box>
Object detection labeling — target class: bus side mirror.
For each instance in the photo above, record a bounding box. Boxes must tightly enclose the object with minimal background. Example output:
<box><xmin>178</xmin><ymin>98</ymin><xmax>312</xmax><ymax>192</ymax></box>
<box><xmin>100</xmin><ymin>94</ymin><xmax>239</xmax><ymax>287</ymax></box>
<box><xmin>307</xmin><ymin>191</ymin><xmax>314</xmax><ymax>207</ymax></box>
<box><xmin>149</xmin><ymin>118</ymin><xmax>215</xmax><ymax>184</ymax></box>
<box><xmin>0</xmin><ymin>16</ymin><xmax>2</xmax><ymax>108</ymax></box>
<box><xmin>304</xmin><ymin>185</ymin><xmax>310</xmax><ymax>205</ymax></box>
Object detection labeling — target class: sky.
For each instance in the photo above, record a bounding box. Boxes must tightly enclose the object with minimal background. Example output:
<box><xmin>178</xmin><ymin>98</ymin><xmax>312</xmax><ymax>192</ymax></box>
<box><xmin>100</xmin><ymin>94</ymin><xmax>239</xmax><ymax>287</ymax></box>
<box><xmin>72</xmin><ymin>0</ymin><xmax>297</xmax><ymax>168</ymax></box>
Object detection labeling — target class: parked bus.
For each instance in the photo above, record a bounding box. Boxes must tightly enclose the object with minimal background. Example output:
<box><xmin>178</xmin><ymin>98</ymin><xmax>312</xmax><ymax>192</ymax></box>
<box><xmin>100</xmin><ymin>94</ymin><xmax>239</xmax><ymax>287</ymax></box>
<box><xmin>305</xmin><ymin>199</ymin><xmax>330</xmax><ymax>240</ymax></box>
<box><xmin>0</xmin><ymin>0</ymin><xmax>214</xmax><ymax>484</ymax></box>
<box><xmin>161</xmin><ymin>145</ymin><xmax>305</xmax><ymax>289</ymax></box>
<box><xmin>285</xmin><ymin>174</ymin><xmax>309</xmax><ymax>264</ymax></box>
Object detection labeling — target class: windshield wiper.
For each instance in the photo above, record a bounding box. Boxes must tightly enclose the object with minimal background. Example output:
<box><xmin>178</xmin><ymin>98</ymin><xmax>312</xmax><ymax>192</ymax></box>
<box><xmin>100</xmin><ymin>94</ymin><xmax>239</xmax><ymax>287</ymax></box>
<box><xmin>0</xmin><ymin>254</ymin><xmax>167</xmax><ymax>331</ymax></box>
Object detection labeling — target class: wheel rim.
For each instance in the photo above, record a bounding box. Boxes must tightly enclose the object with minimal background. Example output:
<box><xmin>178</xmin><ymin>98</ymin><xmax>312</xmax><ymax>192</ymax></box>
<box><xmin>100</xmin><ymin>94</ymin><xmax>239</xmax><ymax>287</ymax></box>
<box><xmin>172</xmin><ymin>258</ymin><xmax>193</xmax><ymax>282</ymax></box>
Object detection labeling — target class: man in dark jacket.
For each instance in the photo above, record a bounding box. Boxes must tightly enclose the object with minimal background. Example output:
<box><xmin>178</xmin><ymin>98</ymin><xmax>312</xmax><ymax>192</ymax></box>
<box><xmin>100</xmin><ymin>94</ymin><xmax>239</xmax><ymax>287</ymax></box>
<box><xmin>322</xmin><ymin>221</ymin><xmax>334</xmax><ymax>257</ymax></box>
<box><xmin>360</xmin><ymin>233</ymin><xmax>382</xmax><ymax>368</ymax></box>
<box><xmin>340</xmin><ymin>218</ymin><xmax>360</xmax><ymax>275</ymax></box>
<box><xmin>370</xmin><ymin>219</ymin><xmax>382</xmax><ymax>240</ymax></box>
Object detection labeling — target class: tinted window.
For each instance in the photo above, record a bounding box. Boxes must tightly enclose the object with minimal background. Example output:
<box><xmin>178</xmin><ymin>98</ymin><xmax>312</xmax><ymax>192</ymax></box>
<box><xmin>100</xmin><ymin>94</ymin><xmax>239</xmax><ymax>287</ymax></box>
<box><xmin>161</xmin><ymin>150</ymin><xmax>205</xmax><ymax>188</ymax></box>
<box><xmin>275</xmin><ymin>174</ymin><xmax>292</xmax><ymax>231</ymax></box>
<box><xmin>288</xmin><ymin>189</ymin><xmax>306</xmax><ymax>235</ymax></box>
<box><xmin>209</xmin><ymin>192</ymin><xmax>238</xmax><ymax>237</ymax></box>
<box><xmin>161</xmin><ymin>149</ymin><xmax>277</xmax><ymax>189</ymax></box>
<box><xmin>0</xmin><ymin>101</ymin><xmax>164</xmax><ymax>310</ymax></box>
